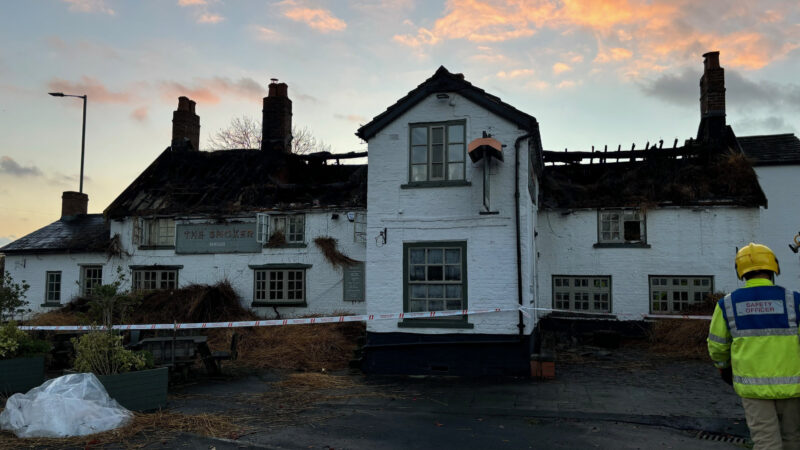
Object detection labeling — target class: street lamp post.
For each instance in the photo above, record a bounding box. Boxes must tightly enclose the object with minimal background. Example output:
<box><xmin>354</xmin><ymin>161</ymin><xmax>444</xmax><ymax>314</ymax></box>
<box><xmin>49</xmin><ymin>92</ymin><xmax>87</xmax><ymax>193</ymax></box>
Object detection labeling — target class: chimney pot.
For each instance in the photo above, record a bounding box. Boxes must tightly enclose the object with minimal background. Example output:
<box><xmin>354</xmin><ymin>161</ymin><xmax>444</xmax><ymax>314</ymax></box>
<box><xmin>703</xmin><ymin>51</ymin><xmax>720</xmax><ymax>70</ymax></box>
<box><xmin>61</xmin><ymin>191</ymin><xmax>88</xmax><ymax>218</ymax></box>
<box><xmin>172</xmin><ymin>96</ymin><xmax>200</xmax><ymax>151</ymax></box>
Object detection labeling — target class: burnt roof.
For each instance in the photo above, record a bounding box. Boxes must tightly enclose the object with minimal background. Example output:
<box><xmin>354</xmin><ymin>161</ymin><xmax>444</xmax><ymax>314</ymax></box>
<box><xmin>356</xmin><ymin>66</ymin><xmax>539</xmax><ymax>140</ymax></box>
<box><xmin>0</xmin><ymin>214</ymin><xmax>110</xmax><ymax>255</ymax></box>
<box><xmin>738</xmin><ymin>134</ymin><xmax>800</xmax><ymax>166</ymax></box>
<box><xmin>104</xmin><ymin>148</ymin><xmax>367</xmax><ymax>219</ymax></box>
<box><xmin>540</xmin><ymin>144</ymin><xmax>767</xmax><ymax>209</ymax></box>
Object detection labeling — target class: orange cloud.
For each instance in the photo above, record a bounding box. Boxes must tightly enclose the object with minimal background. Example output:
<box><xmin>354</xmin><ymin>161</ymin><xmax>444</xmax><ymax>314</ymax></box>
<box><xmin>497</xmin><ymin>69</ymin><xmax>535</xmax><ymax>79</ymax></box>
<box><xmin>197</xmin><ymin>13</ymin><xmax>224</xmax><ymax>24</ymax></box>
<box><xmin>393</xmin><ymin>0</ymin><xmax>798</xmax><ymax>76</ymax></box>
<box><xmin>178</xmin><ymin>0</ymin><xmax>206</xmax><ymax>5</ymax></box>
<box><xmin>131</xmin><ymin>106</ymin><xmax>148</xmax><ymax>122</ymax></box>
<box><xmin>253</xmin><ymin>26</ymin><xmax>284</xmax><ymax>42</ymax></box>
<box><xmin>47</xmin><ymin>77</ymin><xmax>132</xmax><ymax>103</ymax></box>
<box><xmin>61</xmin><ymin>0</ymin><xmax>115</xmax><ymax>15</ymax></box>
<box><xmin>552</xmin><ymin>62</ymin><xmax>572</xmax><ymax>74</ymax></box>
<box><xmin>159</xmin><ymin>77</ymin><xmax>267</xmax><ymax>105</ymax></box>
<box><xmin>285</xmin><ymin>7</ymin><xmax>346</xmax><ymax>32</ymax></box>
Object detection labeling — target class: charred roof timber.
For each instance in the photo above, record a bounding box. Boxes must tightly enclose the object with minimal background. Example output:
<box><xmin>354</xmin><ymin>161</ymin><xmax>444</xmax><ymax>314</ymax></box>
<box><xmin>539</xmin><ymin>52</ymin><xmax>766</xmax><ymax>210</ymax></box>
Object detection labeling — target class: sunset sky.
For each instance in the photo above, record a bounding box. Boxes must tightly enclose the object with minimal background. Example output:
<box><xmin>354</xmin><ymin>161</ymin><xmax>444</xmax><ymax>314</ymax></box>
<box><xmin>1</xmin><ymin>0</ymin><xmax>799</xmax><ymax>246</ymax></box>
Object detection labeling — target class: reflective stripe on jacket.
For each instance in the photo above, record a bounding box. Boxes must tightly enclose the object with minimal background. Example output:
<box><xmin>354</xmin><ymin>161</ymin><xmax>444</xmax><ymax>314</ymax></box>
<box><xmin>708</xmin><ymin>281</ymin><xmax>800</xmax><ymax>399</ymax></box>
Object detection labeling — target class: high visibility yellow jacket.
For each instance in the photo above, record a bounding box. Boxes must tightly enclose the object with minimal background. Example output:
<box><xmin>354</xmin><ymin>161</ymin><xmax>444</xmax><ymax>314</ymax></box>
<box><xmin>708</xmin><ymin>279</ymin><xmax>800</xmax><ymax>399</ymax></box>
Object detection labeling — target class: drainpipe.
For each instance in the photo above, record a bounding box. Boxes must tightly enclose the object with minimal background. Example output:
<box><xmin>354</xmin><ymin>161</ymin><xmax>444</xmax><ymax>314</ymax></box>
<box><xmin>514</xmin><ymin>133</ymin><xmax>533</xmax><ymax>336</ymax></box>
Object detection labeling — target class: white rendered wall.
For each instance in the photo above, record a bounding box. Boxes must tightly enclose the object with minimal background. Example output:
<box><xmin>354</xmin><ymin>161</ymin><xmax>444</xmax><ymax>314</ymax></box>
<box><xmin>536</xmin><ymin>207</ymin><xmax>760</xmax><ymax>319</ymax></box>
<box><xmin>3</xmin><ymin>252</ymin><xmax>116</xmax><ymax>315</ymax></box>
<box><xmin>365</xmin><ymin>92</ymin><xmax>537</xmax><ymax>335</ymax></box>
<box><xmin>754</xmin><ymin>166</ymin><xmax>800</xmax><ymax>291</ymax></box>
<box><xmin>104</xmin><ymin>209</ymin><xmax>367</xmax><ymax>318</ymax></box>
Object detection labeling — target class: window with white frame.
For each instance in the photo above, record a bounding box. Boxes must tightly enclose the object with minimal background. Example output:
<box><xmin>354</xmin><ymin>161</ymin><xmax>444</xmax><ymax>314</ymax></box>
<box><xmin>256</xmin><ymin>214</ymin><xmax>305</xmax><ymax>245</ymax></box>
<box><xmin>45</xmin><ymin>271</ymin><xmax>61</xmax><ymax>304</ymax></box>
<box><xmin>598</xmin><ymin>209</ymin><xmax>645</xmax><ymax>244</ymax></box>
<box><xmin>253</xmin><ymin>269</ymin><xmax>305</xmax><ymax>304</ymax></box>
<box><xmin>132</xmin><ymin>269</ymin><xmax>178</xmax><ymax>291</ymax></box>
<box><xmin>354</xmin><ymin>212</ymin><xmax>366</xmax><ymax>243</ymax></box>
<box><xmin>650</xmin><ymin>276</ymin><xmax>713</xmax><ymax>313</ymax></box>
<box><xmin>133</xmin><ymin>218</ymin><xmax>176</xmax><ymax>247</ymax></box>
<box><xmin>405</xmin><ymin>242</ymin><xmax>466</xmax><ymax>314</ymax></box>
<box><xmin>80</xmin><ymin>266</ymin><xmax>102</xmax><ymax>297</ymax></box>
<box><xmin>409</xmin><ymin>121</ymin><xmax>466</xmax><ymax>182</ymax></box>
<box><xmin>552</xmin><ymin>276</ymin><xmax>611</xmax><ymax>313</ymax></box>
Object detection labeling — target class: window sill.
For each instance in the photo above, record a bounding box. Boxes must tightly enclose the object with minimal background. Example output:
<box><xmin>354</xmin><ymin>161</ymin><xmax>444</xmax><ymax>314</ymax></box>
<box><xmin>138</xmin><ymin>245</ymin><xmax>175</xmax><ymax>250</ymax></box>
<box><xmin>251</xmin><ymin>301</ymin><xmax>308</xmax><ymax>308</ymax></box>
<box><xmin>263</xmin><ymin>243</ymin><xmax>307</xmax><ymax>249</ymax></box>
<box><xmin>398</xmin><ymin>319</ymin><xmax>474</xmax><ymax>329</ymax></box>
<box><xmin>249</xmin><ymin>263</ymin><xmax>312</xmax><ymax>270</ymax></box>
<box><xmin>40</xmin><ymin>302</ymin><xmax>62</xmax><ymax>308</ymax></box>
<box><xmin>401</xmin><ymin>180</ymin><xmax>471</xmax><ymax>189</ymax></box>
<box><xmin>593</xmin><ymin>242</ymin><xmax>651</xmax><ymax>249</ymax></box>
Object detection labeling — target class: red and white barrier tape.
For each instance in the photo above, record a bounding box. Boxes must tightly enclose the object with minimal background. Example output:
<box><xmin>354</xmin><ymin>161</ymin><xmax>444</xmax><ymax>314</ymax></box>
<box><xmin>18</xmin><ymin>305</ymin><xmax>711</xmax><ymax>332</ymax></box>
<box><xmin>523</xmin><ymin>306</ymin><xmax>712</xmax><ymax>321</ymax></box>
<box><xmin>18</xmin><ymin>307</ymin><xmax>517</xmax><ymax>331</ymax></box>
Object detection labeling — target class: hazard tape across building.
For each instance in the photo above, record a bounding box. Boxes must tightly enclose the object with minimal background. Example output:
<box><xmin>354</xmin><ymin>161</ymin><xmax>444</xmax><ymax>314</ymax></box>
<box><xmin>18</xmin><ymin>307</ymin><xmax>518</xmax><ymax>331</ymax></box>
<box><xmin>18</xmin><ymin>305</ymin><xmax>711</xmax><ymax>332</ymax></box>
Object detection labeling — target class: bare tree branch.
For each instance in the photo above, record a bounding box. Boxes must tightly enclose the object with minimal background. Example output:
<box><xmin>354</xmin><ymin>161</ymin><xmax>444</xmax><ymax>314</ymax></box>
<box><xmin>206</xmin><ymin>115</ymin><xmax>329</xmax><ymax>155</ymax></box>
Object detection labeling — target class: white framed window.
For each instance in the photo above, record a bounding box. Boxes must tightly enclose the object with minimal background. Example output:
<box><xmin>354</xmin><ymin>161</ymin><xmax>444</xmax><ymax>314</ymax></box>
<box><xmin>132</xmin><ymin>269</ymin><xmax>178</xmax><ymax>291</ymax></box>
<box><xmin>405</xmin><ymin>242</ymin><xmax>466</xmax><ymax>313</ymax></box>
<box><xmin>354</xmin><ymin>212</ymin><xmax>366</xmax><ymax>243</ymax></box>
<box><xmin>80</xmin><ymin>265</ymin><xmax>103</xmax><ymax>297</ymax></box>
<box><xmin>598</xmin><ymin>209</ymin><xmax>645</xmax><ymax>244</ymax></box>
<box><xmin>254</xmin><ymin>269</ymin><xmax>305</xmax><ymax>304</ymax></box>
<box><xmin>552</xmin><ymin>275</ymin><xmax>611</xmax><ymax>313</ymax></box>
<box><xmin>45</xmin><ymin>271</ymin><xmax>61</xmax><ymax>304</ymax></box>
<box><xmin>409</xmin><ymin>121</ymin><xmax>466</xmax><ymax>182</ymax></box>
<box><xmin>134</xmin><ymin>218</ymin><xmax>176</xmax><ymax>247</ymax></box>
<box><xmin>256</xmin><ymin>214</ymin><xmax>305</xmax><ymax>244</ymax></box>
<box><xmin>650</xmin><ymin>276</ymin><xmax>713</xmax><ymax>313</ymax></box>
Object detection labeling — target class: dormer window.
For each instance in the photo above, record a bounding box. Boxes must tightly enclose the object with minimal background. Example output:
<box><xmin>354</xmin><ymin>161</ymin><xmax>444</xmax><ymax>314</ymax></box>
<box><xmin>409</xmin><ymin>121</ymin><xmax>466</xmax><ymax>183</ymax></box>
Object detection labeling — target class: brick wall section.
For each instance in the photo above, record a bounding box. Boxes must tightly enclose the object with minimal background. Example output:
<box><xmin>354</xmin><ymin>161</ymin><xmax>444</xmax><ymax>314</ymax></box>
<box><xmin>171</xmin><ymin>96</ymin><xmax>200</xmax><ymax>151</ymax></box>
<box><xmin>261</xmin><ymin>82</ymin><xmax>292</xmax><ymax>153</ymax></box>
<box><xmin>61</xmin><ymin>191</ymin><xmax>88</xmax><ymax>217</ymax></box>
<box><xmin>700</xmin><ymin>51</ymin><xmax>725</xmax><ymax>116</ymax></box>
<box><xmin>365</xmin><ymin>93</ymin><xmax>537</xmax><ymax>336</ymax></box>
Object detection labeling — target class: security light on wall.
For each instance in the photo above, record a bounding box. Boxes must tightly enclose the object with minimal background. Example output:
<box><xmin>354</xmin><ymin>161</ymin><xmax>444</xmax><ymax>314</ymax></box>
<box><xmin>436</xmin><ymin>93</ymin><xmax>450</xmax><ymax>100</ymax></box>
<box><xmin>346</xmin><ymin>212</ymin><xmax>355</xmax><ymax>222</ymax></box>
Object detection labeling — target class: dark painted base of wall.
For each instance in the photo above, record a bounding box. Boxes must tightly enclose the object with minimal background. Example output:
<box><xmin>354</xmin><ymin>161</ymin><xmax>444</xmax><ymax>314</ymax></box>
<box><xmin>0</xmin><ymin>356</ymin><xmax>45</xmax><ymax>395</ymax></box>
<box><xmin>98</xmin><ymin>367</ymin><xmax>168</xmax><ymax>412</ymax></box>
<box><xmin>535</xmin><ymin>316</ymin><xmax>651</xmax><ymax>350</ymax></box>
<box><xmin>361</xmin><ymin>332</ymin><xmax>533</xmax><ymax>377</ymax></box>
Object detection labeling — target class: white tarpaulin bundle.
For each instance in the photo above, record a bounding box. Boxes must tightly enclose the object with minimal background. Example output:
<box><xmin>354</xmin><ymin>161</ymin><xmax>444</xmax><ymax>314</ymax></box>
<box><xmin>0</xmin><ymin>373</ymin><xmax>132</xmax><ymax>438</ymax></box>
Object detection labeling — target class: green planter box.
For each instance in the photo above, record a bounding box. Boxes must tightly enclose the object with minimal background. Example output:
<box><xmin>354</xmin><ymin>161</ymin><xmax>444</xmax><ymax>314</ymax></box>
<box><xmin>0</xmin><ymin>356</ymin><xmax>45</xmax><ymax>395</ymax></box>
<box><xmin>97</xmin><ymin>367</ymin><xmax>168</xmax><ymax>412</ymax></box>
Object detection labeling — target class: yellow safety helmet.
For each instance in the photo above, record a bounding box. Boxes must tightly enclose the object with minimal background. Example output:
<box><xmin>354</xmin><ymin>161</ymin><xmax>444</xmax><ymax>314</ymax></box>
<box><xmin>735</xmin><ymin>243</ymin><xmax>780</xmax><ymax>280</ymax></box>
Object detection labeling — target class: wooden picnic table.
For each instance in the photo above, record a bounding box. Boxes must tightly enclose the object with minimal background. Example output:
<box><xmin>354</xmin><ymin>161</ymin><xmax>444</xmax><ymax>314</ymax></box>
<box><xmin>133</xmin><ymin>335</ymin><xmax>219</xmax><ymax>376</ymax></box>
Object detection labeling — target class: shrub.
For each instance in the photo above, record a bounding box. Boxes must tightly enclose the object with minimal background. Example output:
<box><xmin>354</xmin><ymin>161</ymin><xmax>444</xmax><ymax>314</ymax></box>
<box><xmin>72</xmin><ymin>331</ymin><xmax>150</xmax><ymax>375</ymax></box>
<box><xmin>0</xmin><ymin>271</ymin><xmax>30</xmax><ymax>320</ymax></box>
<box><xmin>0</xmin><ymin>322</ymin><xmax>50</xmax><ymax>359</ymax></box>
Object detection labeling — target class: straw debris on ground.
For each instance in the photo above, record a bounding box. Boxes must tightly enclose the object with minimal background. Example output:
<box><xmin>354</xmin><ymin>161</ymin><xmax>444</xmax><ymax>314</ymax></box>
<box><xmin>25</xmin><ymin>281</ymin><xmax>363</xmax><ymax>371</ymax></box>
<box><xmin>0</xmin><ymin>410</ymin><xmax>248</xmax><ymax>450</ymax></box>
<box><xmin>648</xmin><ymin>293</ymin><xmax>722</xmax><ymax>360</ymax></box>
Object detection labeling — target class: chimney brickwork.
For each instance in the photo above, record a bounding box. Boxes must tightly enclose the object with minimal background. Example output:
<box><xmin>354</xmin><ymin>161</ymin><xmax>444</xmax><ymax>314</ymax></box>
<box><xmin>700</xmin><ymin>51</ymin><xmax>725</xmax><ymax>117</ymax></box>
<box><xmin>61</xmin><ymin>191</ymin><xmax>88</xmax><ymax>218</ymax></box>
<box><xmin>697</xmin><ymin>51</ymin><xmax>726</xmax><ymax>143</ymax></box>
<box><xmin>261</xmin><ymin>82</ymin><xmax>293</xmax><ymax>153</ymax></box>
<box><xmin>172</xmin><ymin>96</ymin><xmax>200</xmax><ymax>151</ymax></box>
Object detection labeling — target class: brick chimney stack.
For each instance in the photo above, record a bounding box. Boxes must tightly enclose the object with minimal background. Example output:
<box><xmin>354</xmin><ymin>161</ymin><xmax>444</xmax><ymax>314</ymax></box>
<box><xmin>172</xmin><ymin>96</ymin><xmax>200</xmax><ymax>151</ymax></box>
<box><xmin>261</xmin><ymin>81</ymin><xmax>292</xmax><ymax>153</ymax></box>
<box><xmin>697</xmin><ymin>51</ymin><xmax>726</xmax><ymax>142</ymax></box>
<box><xmin>61</xmin><ymin>191</ymin><xmax>88</xmax><ymax>219</ymax></box>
